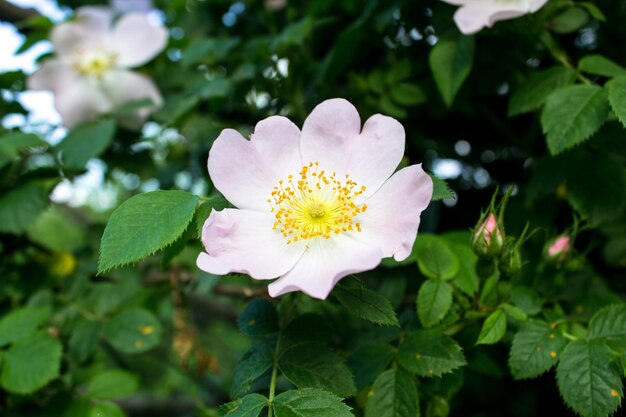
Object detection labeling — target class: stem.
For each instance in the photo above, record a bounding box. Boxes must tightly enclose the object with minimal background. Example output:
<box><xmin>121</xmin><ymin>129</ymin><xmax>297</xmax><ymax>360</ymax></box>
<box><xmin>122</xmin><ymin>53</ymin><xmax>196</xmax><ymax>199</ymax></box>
<box><xmin>267</xmin><ymin>361</ymin><xmax>278</xmax><ymax>417</ymax></box>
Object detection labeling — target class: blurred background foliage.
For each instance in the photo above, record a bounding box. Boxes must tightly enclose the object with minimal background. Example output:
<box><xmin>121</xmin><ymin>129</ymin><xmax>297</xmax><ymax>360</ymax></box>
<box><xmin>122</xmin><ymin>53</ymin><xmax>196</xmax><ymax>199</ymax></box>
<box><xmin>0</xmin><ymin>0</ymin><xmax>625</xmax><ymax>416</ymax></box>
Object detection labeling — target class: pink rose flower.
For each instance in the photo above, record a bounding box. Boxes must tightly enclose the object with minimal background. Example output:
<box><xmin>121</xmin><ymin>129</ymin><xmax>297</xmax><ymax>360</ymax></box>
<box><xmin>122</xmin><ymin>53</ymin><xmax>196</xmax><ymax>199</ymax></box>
<box><xmin>197</xmin><ymin>98</ymin><xmax>433</xmax><ymax>300</ymax></box>
<box><xmin>27</xmin><ymin>6</ymin><xmax>168</xmax><ymax>128</ymax></box>
<box><xmin>440</xmin><ymin>0</ymin><xmax>549</xmax><ymax>35</ymax></box>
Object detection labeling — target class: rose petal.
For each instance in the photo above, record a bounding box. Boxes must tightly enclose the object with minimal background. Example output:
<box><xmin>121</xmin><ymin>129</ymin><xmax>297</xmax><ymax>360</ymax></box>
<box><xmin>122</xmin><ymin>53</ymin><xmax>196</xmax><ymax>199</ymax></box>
<box><xmin>300</xmin><ymin>98</ymin><xmax>405</xmax><ymax>198</ymax></box>
<box><xmin>51</xmin><ymin>8</ymin><xmax>113</xmax><ymax>56</ymax></box>
<box><xmin>111</xmin><ymin>13</ymin><xmax>168</xmax><ymax>68</ymax></box>
<box><xmin>54</xmin><ymin>78</ymin><xmax>111</xmax><ymax>128</ymax></box>
<box><xmin>268</xmin><ymin>235</ymin><xmax>382</xmax><ymax>300</ymax></box>
<box><xmin>351</xmin><ymin>164</ymin><xmax>432</xmax><ymax>261</ymax></box>
<box><xmin>450</xmin><ymin>0</ymin><xmax>547</xmax><ymax>34</ymax></box>
<box><xmin>76</xmin><ymin>6</ymin><xmax>114</xmax><ymax>32</ymax></box>
<box><xmin>196</xmin><ymin>209</ymin><xmax>304</xmax><ymax>279</ymax></box>
<box><xmin>27</xmin><ymin>60</ymin><xmax>77</xmax><ymax>94</ymax></box>
<box><xmin>208</xmin><ymin>116</ymin><xmax>302</xmax><ymax>211</ymax></box>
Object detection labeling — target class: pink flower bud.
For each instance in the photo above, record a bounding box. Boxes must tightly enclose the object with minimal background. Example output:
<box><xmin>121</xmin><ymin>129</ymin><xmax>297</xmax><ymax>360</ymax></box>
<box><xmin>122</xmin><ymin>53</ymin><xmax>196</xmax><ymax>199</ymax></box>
<box><xmin>472</xmin><ymin>214</ymin><xmax>504</xmax><ymax>258</ymax></box>
<box><xmin>546</xmin><ymin>235</ymin><xmax>571</xmax><ymax>263</ymax></box>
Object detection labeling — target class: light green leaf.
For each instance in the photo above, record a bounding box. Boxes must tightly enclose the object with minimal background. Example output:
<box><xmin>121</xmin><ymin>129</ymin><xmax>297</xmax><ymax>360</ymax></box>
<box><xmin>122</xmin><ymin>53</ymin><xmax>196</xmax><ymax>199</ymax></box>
<box><xmin>88</xmin><ymin>402</ymin><xmax>126</xmax><ymax>417</ymax></box>
<box><xmin>430</xmin><ymin>175</ymin><xmax>455</xmax><ymax>202</ymax></box>
<box><xmin>219</xmin><ymin>393</ymin><xmax>268</xmax><ymax>417</ymax></box>
<box><xmin>508</xmin><ymin>67</ymin><xmax>576</xmax><ymax>116</ymax></box>
<box><xmin>348</xmin><ymin>344</ymin><xmax>395</xmax><ymax>389</ymax></box>
<box><xmin>231</xmin><ymin>341</ymin><xmax>274</xmax><ymax>399</ymax></box>
<box><xmin>429</xmin><ymin>34</ymin><xmax>474</xmax><ymax>107</ymax></box>
<box><xmin>0</xmin><ymin>181</ymin><xmax>48</xmax><ymax>234</ymax></box>
<box><xmin>279</xmin><ymin>342</ymin><xmax>356</xmax><ymax>397</ymax></box>
<box><xmin>397</xmin><ymin>330</ymin><xmax>466</xmax><ymax>377</ymax></box>
<box><xmin>588</xmin><ymin>304</ymin><xmax>626</xmax><ymax>350</ymax></box>
<box><xmin>334</xmin><ymin>278</ymin><xmax>399</xmax><ymax>327</ymax></box>
<box><xmin>87</xmin><ymin>370</ymin><xmax>139</xmax><ymax>400</ymax></box>
<box><xmin>102</xmin><ymin>308</ymin><xmax>162</xmax><ymax>354</ymax></box>
<box><xmin>273</xmin><ymin>388</ymin><xmax>353</xmax><ymax>417</ymax></box>
<box><xmin>541</xmin><ymin>85</ymin><xmax>609</xmax><ymax>155</ymax></box>
<box><xmin>414</xmin><ymin>234</ymin><xmax>459</xmax><ymax>281</ymax></box>
<box><xmin>238</xmin><ymin>299</ymin><xmax>279</xmax><ymax>337</ymax></box>
<box><xmin>549</xmin><ymin>7</ymin><xmax>589</xmax><ymax>34</ymax></box>
<box><xmin>449</xmin><ymin>244</ymin><xmax>479</xmax><ymax>296</ymax></box>
<box><xmin>26</xmin><ymin>206</ymin><xmax>86</xmax><ymax>252</ymax></box>
<box><xmin>556</xmin><ymin>340</ymin><xmax>623</xmax><ymax>417</ymax></box>
<box><xmin>98</xmin><ymin>190</ymin><xmax>199</xmax><ymax>273</ymax></box>
<box><xmin>56</xmin><ymin>119</ymin><xmax>116</xmax><ymax>169</ymax></box>
<box><xmin>0</xmin><ymin>307</ymin><xmax>49</xmax><ymax>347</ymax></box>
<box><xmin>508</xmin><ymin>320</ymin><xmax>567</xmax><ymax>379</ymax></box>
<box><xmin>579</xmin><ymin>55</ymin><xmax>626</xmax><ymax>78</ymax></box>
<box><xmin>417</xmin><ymin>280</ymin><xmax>453</xmax><ymax>328</ymax></box>
<box><xmin>476</xmin><ymin>310</ymin><xmax>507</xmax><ymax>345</ymax></box>
<box><xmin>390</xmin><ymin>83</ymin><xmax>426</xmax><ymax>106</ymax></box>
<box><xmin>0</xmin><ymin>332</ymin><xmax>62</xmax><ymax>394</ymax></box>
<box><xmin>606</xmin><ymin>77</ymin><xmax>626</xmax><ymax>127</ymax></box>
<box><xmin>578</xmin><ymin>2</ymin><xmax>606</xmax><ymax>21</ymax></box>
<box><xmin>501</xmin><ymin>304</ymin><xmax>528</xmax><ymax>321</ymax></box>
<box><xmin>365</xmin><ymin>369</ymin><xmax>420</xmax><ymax>417</ymax></box>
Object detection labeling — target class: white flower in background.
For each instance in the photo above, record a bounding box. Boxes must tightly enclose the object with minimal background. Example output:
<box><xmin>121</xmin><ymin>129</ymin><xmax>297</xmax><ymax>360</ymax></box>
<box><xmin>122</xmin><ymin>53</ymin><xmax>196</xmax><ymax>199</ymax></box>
<box><xmin>440</xmin><ymin>0</ymin><xmax>549</xmax><ymax>35</ymax></box>
<box><xmin>27</xmin><ymin>6</ymin><xmax>168</xmax><ymax>128</ymax></box>
<box><xmin>111</xmin><ymin>0</ymin><xmax>153</xmax><ymax>14</ymax></box>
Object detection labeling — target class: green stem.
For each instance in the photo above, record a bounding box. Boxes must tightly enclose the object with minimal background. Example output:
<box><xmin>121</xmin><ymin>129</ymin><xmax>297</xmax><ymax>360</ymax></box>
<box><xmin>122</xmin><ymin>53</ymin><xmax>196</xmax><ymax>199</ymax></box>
<box><xmin>267</xmin><ymin>361</ymin><xmax>279</xmax><ymax>417</ymax></box>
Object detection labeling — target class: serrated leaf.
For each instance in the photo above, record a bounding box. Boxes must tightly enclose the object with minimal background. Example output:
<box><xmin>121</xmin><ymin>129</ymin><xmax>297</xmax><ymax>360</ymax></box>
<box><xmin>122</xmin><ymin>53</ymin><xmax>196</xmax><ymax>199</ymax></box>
<box><xmin>541</xmin><ymin>85</ymin><xmax>609</xmax><ymax>155</ymax></box>
<box><xmin>365</xmin><ymin>369</ymin><xmax>419</xmax><ymax>417</ymax></box>
<box><xmin>56</xmin><ymin>119</ymin><xmax>116</xmax><ymax>169</ymax></box>
<box><xmin>430</xmin><ymin>175</ymin><xmax>454</xmax><ymax>201</ymax></box>
<box><xmin>283</xmin><ymin>314</ymin><xmax>332</xmax><ymax>345</ymax></box>
<box><xmin>476</xmin><ymin>310</ymin><xmax>506</xmax><ymax>345</ymax></box>
<box><xmin>0</xmin><ymin>181</ymin><xmax>48</xmax><ymax>234</ymax></box>
<box><xmin>231</xmin><ymin>341</ymin><xmax>274</xmax><ymax>399</ymax></box>
<box><xmin>429</xmin><ymin>34</ymin><xmax>474</xmax><ymax>107</ymax></box>
<box><xmin>509</xmin><ymin>320</ymin><xmax>567</xmax><ymax>379</ymax></box>
<box><xmin>511</xmin><ymin>286</ymin><xmax>544</xmax><ymax>316</ymax></box>
<box><xmin>334</xmin><ymin>279</ymin><xmax>399</xmax><ymax>327</ymax></box>
<box><xmin>414</xmin><ymin>234</ymin><xmax>459</xmax><ymax>281</ymax></box>
<box><xmin>448</xmin><ymin>244</ymin><xmax>479</xmax><ymax>296</ymax></box>
<box><xmin>417</xmin><ymin>280</ymin><xmax>452</xmax><ymax>328</ymax></box>
<box><xmin>508</xmin><ymin>67</ymin><xmax>576</xmax><ymax>116</ymax></box>
<box><xmin>588</xmin><ymin>304</ymin><xmax>626</xmax><ymax>350</ymax></box>
<box><xmin>0</xmin><ymin>307</ymin><xmax>49</xmax><ymax>347</ymax></box>
<box><xmin>102</xmin><ymin>308</ymin><xmax>162</xmax><ymax>354</ymax></box>
<box><xmin>219</xmin><ymin>393</ymin><xmax>268</xmax><ymax>417</ymax></box>
<box><xmin>238</xmin><ymin>299</ymin><xmax>279</xmax><ymax>337</ymax></box>
<box><xmin>606</xmin><ymin>77</ymin><xmax>626</xmax><ymax>127</ymax></box>
<box><xmin>0</xmin><ymin>332</ymin><xmax>62</xmax><ymax>394</ymax></box>
<box><xmin>98</xmin><ymin>190</ymin><xmax>199</xmax><ymax>273</ymax></box>
<box><xmin>279</xmin><ymin>342</ymin><xmax>356</xmax><ymax>397</ymax></box>
<box><xmin>87</xmin><ymin>370</ymin><xmax>139</xmax><ymax>400</ymax></box>
<box><xmin>397</xmin><ymin>330</ymin><xmax>466</xmax><ymax>377</ymax></box>
<box><xmin>579</xmin><ymin>55</ymin><xmax>626</xmax><ymax>78</ymax></box>
<box><xmin>556</xmin><ymin>340</ymin><xmax>623</xmax><ymax>417</ymax></box>
<box><xmin>88</xmin><ymin>402</ymin><xmax>126</xmax><ymax>417</ymax></box>
<box><xmin>348</xmin><ymin>344</ymin><xmax>395</xmax><ymax>389</ymax></box>
<box><xmin>68</xmin><ymin>318</ymin><xmax>101</xmax><ymax>363</ymax></box>
<box><xmin>273</xmin><ymin>388</ymin><xmax>353</xmax><ymax>417</ymax></box>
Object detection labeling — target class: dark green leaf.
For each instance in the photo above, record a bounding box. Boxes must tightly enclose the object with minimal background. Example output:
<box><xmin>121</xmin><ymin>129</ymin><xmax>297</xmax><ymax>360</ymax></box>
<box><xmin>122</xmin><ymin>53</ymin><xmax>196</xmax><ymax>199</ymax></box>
<box><xmin>272</xmin><ymin>388</ymin><xmax>353</xmax><ymax>417</ymax></box>
<box><xmin>231</xmin><ymin>341</ymin><xmax>274</xmax><ymax>399</ymax></box>
<box><xmin>476</xmin><ymin>310</ymin><xmax>506</xmax><ymax>345</ymax></box>
<box><xmin>334</xmin><ymin>279</ymin><xmax>399</xmax><ymax>327</ymax></box>
<box><xmin>238</xmin><ymin>299</ymin><xmax>279</xmax><ymax>337</ymax></box>
<box><xmin>102</xmin><ymin>308</ymin><xmax>162</xmax><ymax>353</ymax></box>
<box><xmin>56</xmin><ymin>119</ymin><xmax>116</xmax><ymax>169</ymax></box>
<box><xmin>511</xmin><ymin>286</ymin><xmax>544</xmax><ymax>316</ymax></box>
<box><xmin>430</xmin><ymin>175</ymin><xmax>455</xmax><ymax>202</ymax></box>
<box><xmin>549</xmin><ymin>7</ymin><xmax>589</xmax><ymax>34</ymax></box>
<box><xmin>429</xmin><ymin>34</ymin><xmax>474</xmax><ymax>107</ymax></box>
<box><xmin>414</xmin><ymin>234</ymin><xmax>459</xmax><ymax>281</ymax></box>
<box><xmin>365</xmin><ymin>369</ymin><xmax>420</xmax><ymax>417</ymax></box>
<box><xmin>284</xmin><ymin>314</ymin><xmax>332</xmax><ymax>345</ymax></box>
<box><xmin>508</xmin><ymin>67</ymin><xmax>576</xmax><ymax>116</ymax></box>
<box><xmin>390</xmin><ymin>83</ymin><xmax>426</xmax><ymax>106</ymax></box>
<box><xmin>579</xmin><ymin>56</ymin><xmax>626</xmax><ymax>78</ymax></box>
<box><xmin>449</xmin><ymin>244</ymin><xmax>479</xmax><ymax>296</ymax></box>
<box><xmin>348</xmin><ymin>344</ymin><xmax>395</xmax><ymax>389</ymax></box>
<box><xmin>606</xmin><ymin>76</ymin><xmax>626</xmax><ymax>127</ymax></box>
<box><xmin>397</xmin><ymin>330</ymin><xmax>466</xmax><ymax>377</ymax></box>
<box><xmin>88</xmin><ymin>402</ymin><xmax>126</xmax><ymax>417</ymax></box>
<box><xmin>219</xmin><ymin>393</ymin><xmax>268</xmax><ymax>417</ymax></box>
<box><xmin>588</xmin><ymin>304</ymin><xmax>626</xmax><ymax>349</ymax></box>
<box><xmin>98</xmin><ymin>190</ymin><xmax>199</xmax><ymax>273</ymax></box>
<box><xmin>87</xmin><ymin>370</ymin><xmax>139</xmax><ymax>400</ymax></box>
<box><xmin>68</xmin><ymin>318</ymin><xmax>101</xmax><ymax>362</ymax></box>
<box><xmin>417</xmin><ymin>280</ymin><xmax>452</xmax><ymax>328</ymax></box>
<box><xmin>509</xmin><ymin>320</ymin><xmax>567</xmax><ymax>379</ymax></box>
<box><xmin>0</xmin><ymin>181</ymin><xmax>48</xmax><ymax>234</ymax></box>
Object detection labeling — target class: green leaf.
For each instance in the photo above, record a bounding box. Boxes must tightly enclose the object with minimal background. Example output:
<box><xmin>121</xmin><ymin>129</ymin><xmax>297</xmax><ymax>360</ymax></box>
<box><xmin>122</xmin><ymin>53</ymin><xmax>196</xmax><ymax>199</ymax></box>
<box><xmin>501</xmin><ymin>304</ymin><xmax>528</xmax><ymax>321</ymax></box>
<box><xmin>578</xmin><ymin>2</ymin><xmax>606</xmax><ymax>21</ymax></box>
<box><xmin>56</xmin><ymin>119</ymin><xmax>116</xmax><ymax>169</ymax></box>
<box><xmin>272</xmin><ymin>388</ymin><xmax>353</xmax><ymax>417</ymax></box>
<box><xmin>238</xmin><ymin>299</ymin><xmax>279</xmax><ymax>337</ymax></box>
<box><xmin>68</xmin><ymin>318</ymin><xmax>101</xmax><ymax>362</ymax></box>
<box><xmin>429</xmin><ymin>34</ymin><xmax>474</xmax><ymax>107</ymax></box>
<box><xmin>283</xmin><ymin>314</ymin><xmax>332</xmax><ymax>345</ymax></box>
<box><xmin>448</xmin><ymin>244</ymin><xmax>479</xmax><ymax>296</ymax></box>
<box><xmin>26</xmin><ymin>206</ymin><xmax>86</xmax><ymax>252</ymax></box>
<box><xmin>414</xmin><ymin>234</ymin><xmax>459</xmax><ymax>281</ymax></box>
<box><xmin>508</xmin><ymin>320</ymin><xmax>567</xmax><ymax>379</ymax></box>
<box><xmin>348</xmin><ymin>344</ymin><xmax>395</xmax><ymax>389</ymax></box>
<box><xmin>390</xmin><ymin>83</ymin><xmax>426</xmax><ymax>106</ymax></box>
<box><xmin>579</xmin><ymin>55</ymin><xmax>626</xmax><ymax>78</ymax></box>
<box><xmin>102</xmin><ymin>308</ymin><xmax>162</xmax><ymax>354</ymax></box>
<box><xmin>231</xmin><ymin>342</ymin><xmax>274</xmax><ymax>399</ymax></box>
<box><xmin>476</xmin><ymin>310</ymin><xmax>507</xmax><ymax>345</ymax></box>
<box><xmin>549</xmin><ymin>7</ymin><xmax>589</xmax><ymax>34</ymax></box>
<box><xmin>508</xmin><ymin>67</ymin><xmax>576</xmax><ymax>116</ymax></box>
<box><xmin>219</xmin><ymin>393</ymin><xmax>268</xmax><ymax>417</ymax></box>
<box><xmin>98</xmin><ymin>190</ymin><xmax>199</xmax><ymax>273</ymax></box>
<box><xmin>417</xmin><ymin>280</ymin><xmax>453</xmax><ymax>328</ymax></box>
<box><xmin>430</xmin><ymin>175</ymin><xmax>455</xmax><ymax>202</ymax></box>
<box><xmin>588</xmin><ymin>304</ymin><xmax>626</xmax><ymax>349</ymax></box>
<box><xmin>87</xmin><ymin>370</ymin><xmax>139</xmax><ymax>400</ymax></box>
<box><xmin>556</xmin><ymin>340</ymin><xmax>623</xmax><ymax>417</ymax></box>
<box><xmin>0</xmin><ymin>307</ymin><xmax>49</xmax><ymax>347</ymax></box>
<box><xmin>279</xmin><ymin>342</ymin><xmax>356</xmax><ymax>397</ymax></box>
<box><xmin>0</xmin><ymin>132</ymin><xmax>46</xmax><ymax>164</ymax></box>
<box><xmin>606</xmin><ymin>77</ymin><xmax>626</xmax><ymax>127</ymax></box>
<box><xmin>334</xmin><ymin>279</ymin><xmax>399</xmax><ymax>327</ymax></box>
<box><xmin>365</xmin><ymin>369</ymin><xmax>420</xmax><ymax>417</ymax></box>
<box><xmin>0</xmin><ymin>181</ymin><xmax>48</xmax><ymax>234</ymax></box>
<box><xmin>397</xmin><ymin>330</ymin><xmax>466</xmax><ymax>377</ymax></box>
<box><xmin>511</xmin><ymin>286</ymin><xmax>544</xmax><ymax>316</ymax></box>
<box><xmin>0</xmin><ymin>332</ymin><xmax>62</xmax><ymax>394</ymax></box>
<box><xmin>88</xmin><ymin>402</ymin><xmax>126</xmax><ymax>417</ymax></box>
<box><xmin>541</xmin><ymin>85</ymin><xmax>609</xmax><ymax>155</ymax></box>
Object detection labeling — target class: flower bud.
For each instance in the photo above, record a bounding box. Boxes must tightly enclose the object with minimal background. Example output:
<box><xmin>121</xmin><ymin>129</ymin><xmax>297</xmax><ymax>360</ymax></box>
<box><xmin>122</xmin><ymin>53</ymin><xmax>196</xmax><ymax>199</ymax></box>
<box><xmin>499</xmin><ymin>241</ymin><xmax>523</xmax><ymax>277</ymax></box>
<box><xmin>472</xmin><ymin>214</ymin><xmax>504</xmax><ymax>259</ymax></box>
<box><xmin>545</xmin><ymin>235</ymin><xmax>572</xmax><ymax>264</ymax></box>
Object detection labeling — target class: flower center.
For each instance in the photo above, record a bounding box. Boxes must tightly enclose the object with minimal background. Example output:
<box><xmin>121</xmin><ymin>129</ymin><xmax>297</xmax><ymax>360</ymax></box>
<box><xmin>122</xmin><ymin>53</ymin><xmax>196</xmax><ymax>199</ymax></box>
<box><xmin>268</xmin><ymin>162</ymin><xmax>368</xmax><ymax>244</ymax></box>
<box><xmin>73</xmin><ymin>50</ymin><xmax>117</xmax><ymax>77</ymax></box>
